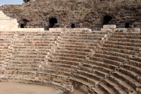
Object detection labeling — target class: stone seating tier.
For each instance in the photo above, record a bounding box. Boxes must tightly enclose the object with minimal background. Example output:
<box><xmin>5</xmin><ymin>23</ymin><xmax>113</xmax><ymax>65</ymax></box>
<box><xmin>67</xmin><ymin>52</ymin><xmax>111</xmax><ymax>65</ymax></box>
<box><xmin>0</xmin><ymin>31</ymin><xmax>141</xmax><ymax>94</ymax></box>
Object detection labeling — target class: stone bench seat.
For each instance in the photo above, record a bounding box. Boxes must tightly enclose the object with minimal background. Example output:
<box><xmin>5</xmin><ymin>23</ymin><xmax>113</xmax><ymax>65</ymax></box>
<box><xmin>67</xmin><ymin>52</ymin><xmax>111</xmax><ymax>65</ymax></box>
<box><xmin>12</xmin><ymin>58</ymin><xmax>44</xmax><ymax>63</ymax></box>
<box><xmin>80</xmin><ymin>63</ymin><xmax>111</xmax><ymax>74</ymax></box>
<box><xmin>61</xmin><ymin>37</ymin><xmax>103</xmax><ymax>41</ymax></box>
<box><xmin>61</xmin><ymin>36</ymin><xmax>106</xmax><ymax>40</ymax></box>
<box><xmin>40</xmin><ymin>68</ymin><xmax>72</xmax><ymax>77</ymax></box>
<box><xmin>54</xmin><ymin>50</ymin><xmax>88</xmax><ymax>56</ymax></box>
<box><xmin>12</xmin><ymin>55</ymin><xmax>45</xmax><ymax>58</ymax></box>
<box><xmin>70</xmin><ymin>76</ymin><xmax>94</xmax><ymax>87</ymax></box>
<box><xmin>56</xmin><ymin>46</ymin><xmax>91</xmax><ymax>52</ymax></box>
<box><xmin>77</xmin><ymin>68</ymin><xmax>108</xmax><ymax>81</ymax></box>
<box><xmin>50</xmin><ymin>63</ymin><xmax>79</xmax><ymax>69</ymax></box>
<box><xmin>8</xmin><ymin>63</ymin><xmax>41</xmax><ymax>67</ymax></box>
<box><xmin>62</xmin><ymin>33</ymin><xmax>106</xmax><ymax>36</ymax></box>
<box><xmin>128</xmin><ymin>59</ymin><xmax>141</xmax><ymax>68</ymax></box>
<box><xmin>13</xmin><ymin>51</ymin><xmax>47</xmax><ymax>55</ymax></box>
<box><xmin>131</xmin><ymin>57</ymin><xmax>141</xmax><ymax>63</ymax></box>
<box><xmin>99</xmin><ymin>82</ymin><xmax>118</xmax><ymax>94</ymax></box>
<box><xmin>122</xmin><ymin>64</ymin><xmax>141</xmax><ymax>78</ymax></box>
<box><xmin>76</xmin><ymin>70</ymin><xmax>103</xmax><ymax>82</ymax></box>
<box><xmin>7</xmin><ymin>68</ymin><xmax>39</xmax><ymax>73</ymax></box>
<box><xmin>48</xmin><ymin>55</ymin><xmax>86</xmax><ymax>63</ymax></box>
<box><xmin>111</xmin><ymin>32</ymin><xmax>141</xmax><ymax>37</ymax></box>
<box><xmin>95</xmin><ymin>52</ymin><xmax>127</xmax><ymax>62</ymax></box>
<box><xmin>102</xmin><ymin>78</ymin><xmax>126</xmax><ymax>94</ymax></box>
<box><xmin>48</xmin><ymin>58</ymin><xmax>81</xmax><ymax>65</ymax></box>
<box><xmin>93</xmin><ymin>54</ymin><xmax>123</xmax><ymax>66</ymax></box>
<box><xmin>44</xmin><ymin>66</ymin><xmax>76</xmax><ymax>75</ymax></box>
<box><xmin>87</xmin><ymin>58</ymin><xmax>117</xmax><ymax>71</ymax></box>
<box><xmin>58</xmin><ymin>44</ymin><xmax>93</xmax><ymax>49</ymax></box>
<box><xmin>7</xmin><ymin>71</ymin><xmax>36</xmax><ymax>77</ymax></box>
<box><xmin>113</xmin><ymin>71</ymin><xmax>140</xmax><ymax>90</ymax></box>
<box><xmin>38</xmin><ymin>72</ymin><xmax>69</xmax><ymax>81</ymax></box>
<box><xmin>110</xmin><ymin>35</ymin><xmax>141</xmax><ymax>39</ymax></box>
<box><xmin>92</xmin><ymin>86</ymin><xmax>107</xmax><ymax>94</ymax></box>
<box><xmin>110</xmin><ymin>37</ymin><xmax>141</xmax><ymax>43</ymax></box>
<box><xmin>103</xmin><ymin>43</ymin><xmax>141</xmax><ymax>51</ymax></box>
<box><xmin>14</xmin><ymin>45</ymin><xmax>52</xmax><ymax>48</ymax></box>
<box><xmin>59</xmin><ymin>41</ymin><xmax>98</xmax><ymax>47</ymax></box>
<box><xmin>109</xmin><ymin>75</ymin><xmax>135</xmax><ymax>93</ymax></box>
<box><xmin>58</xmin><ymin>40</ymin><xmax>98</xmax><ymax>46</ymax></box>
<box><xmin>101</xmin><ymin>47</ymin><xmax>138</xmax><ymax>57</ymax></box>
<box><xmin>58</xmin><ymin>38</ymin><xmax>98</xmax><ymax>43</ymax></box>
<box><xmin>13</xmin><ymin>43</ymin><xmax>53</xmax><ymax>47</ymax></box>
<box><xmin>51</xmin><ymin>52</ymin><xmax>86</xmax><ymax>59</ymax></box>
<box><xmin>98</xmin><ymin>50</ymin><xmax>130</xmax><ymax>59</ymax></box>
<box><xmin>64</xmin><ymin>31</ymin><xmax>107</xmax><ymax>34</ymax></box>
<box><xmin>106</xmin><ymin>41</ymin><xmax>141</xmax><ymax>47</ymax></box>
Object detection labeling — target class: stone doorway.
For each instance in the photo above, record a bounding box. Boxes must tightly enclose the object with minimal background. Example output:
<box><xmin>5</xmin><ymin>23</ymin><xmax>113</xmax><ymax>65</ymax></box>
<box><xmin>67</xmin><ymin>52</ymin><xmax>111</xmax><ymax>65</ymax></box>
<box><xmin>48</xmin><ymin>17</ymin><xmax>58</xmax><ymax>28</ymax></box>
<box><xmin>125</xmin><ymin>23</ymin><xmax>130</xmax><ymax>28</ymax></box>
<box><xmin>18</xmin><ymin>19</ymin><xmax>29</xmax><ymax>28</ymax></box>
<box><xmin>103</xmin><ymin>15</ymin><xmax>112</xmax><ymax>25</ymax></box>
<box><xmin>71</xmin><ymin>23</ymin><xmax>75</xmax><ymax>28</ymax></box>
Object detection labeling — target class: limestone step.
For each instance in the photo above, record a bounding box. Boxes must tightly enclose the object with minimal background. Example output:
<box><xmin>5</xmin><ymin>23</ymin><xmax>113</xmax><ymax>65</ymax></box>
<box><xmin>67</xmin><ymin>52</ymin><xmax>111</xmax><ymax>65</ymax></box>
<box><xmin>121</xmin><ymin>64</ymin><xmax>141</xmax><ymax>80</ymax></box>
<box><xmin>109</xmin><ymin>75</ymin><xmax>136</xmax><ymax>94</ymax></box>
<box><xmin>88</xmin><ymin>58</ymin><xmax>117</xmax><ymax>71</ymax></box>
<box><xmin>110</xmin><ymin>37</ymin><xmax>141</xmax><ymax>43</ymax></box>
<box><xmin>76</xmin><ymin>70</ymin><xmax>103</xmax><ymax>82</ymax></box>
<box><xmin>99</xmin><ymin>82</ymin><xmax>117</xmax><ymax>94</ymax></box>
<box><xmin>107</xmin><ymin>41</ymin><xmax>141</xmax><ymax>47</ymax></box>
<box><xmin>81</xmin><ymin>63</ymin><xmax>111</xmax><ymax>74</ymax></box>
<box><xmin>103</xmin><ymin>43</ymin><xmax>140</xmax><ymax>51</ymax></box>
<box><xmin>48</xmin><ymin>59</ymin><xmax>81</xmax><ymax>66</ymax></box>
<box><xmin>113</xmin><ymin>71</ymin><xmax>141</xmax><ymax>89</ymax></box>
<box><xmin>54</xmin><ymin>49</ymin><xmax>88</xmax><ymax>55</ymax></box>
<box><xmin>103</xmin><ymin>78</ymin><xmax>127</xmax><ymax>94</ymax></box>
<box><xmin>51</xmin><ymin>52</ymin><xmax>86</xmax><ymax>59</ymax></box>
<box><xmin>101</xmin><ymin>47</ymin><xmax>137</xmax><ymax>57</ymax></box>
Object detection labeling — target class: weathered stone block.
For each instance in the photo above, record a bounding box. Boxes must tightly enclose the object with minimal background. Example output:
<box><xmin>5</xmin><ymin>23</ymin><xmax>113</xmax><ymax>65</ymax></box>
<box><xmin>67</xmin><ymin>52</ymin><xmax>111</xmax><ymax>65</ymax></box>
<box><xmin>103</xmin><ymin>25</ymin><xmax>116</xmax><ymax>29</ymax></box>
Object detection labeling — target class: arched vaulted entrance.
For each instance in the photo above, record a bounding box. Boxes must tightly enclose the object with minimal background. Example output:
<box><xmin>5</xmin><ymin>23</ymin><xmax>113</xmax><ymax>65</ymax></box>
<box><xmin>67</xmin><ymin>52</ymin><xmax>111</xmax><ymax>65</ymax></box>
<box><xmin>48</xmin><ymin>17</ymin><xmax>58</xmax><ymax>28</ymax></box>
<box><xmin>103</xmin><ymin>15</ymin><xmax>112</xmax><ymax>25</ymax></box>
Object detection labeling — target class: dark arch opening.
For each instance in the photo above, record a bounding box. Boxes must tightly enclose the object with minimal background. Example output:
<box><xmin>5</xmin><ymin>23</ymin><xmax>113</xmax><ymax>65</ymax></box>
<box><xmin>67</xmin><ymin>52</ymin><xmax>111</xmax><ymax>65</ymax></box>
<box><xmin>19</xmin><ymin>19</ymin><xmax>29</xmax><ymax>28</ymax></box>
<box><xmin>125</xmin><ymin>23</ymin><xmax>130</xmax><ymax>28</ymax></box>
<box><xmin>71</xmin><ymin>23</ymin><xmax>75</xmax><ymax>28</ymax></box>
<box><xmin>103</xmin><ymin>15</ymin><xmax>112</xmax><ymax>25</ymax></box>
<box><xmin>20</xmin><ymin>24</ymin><xmax>25</xmax><ymax>28</ymax></box>
<box><xmin>48</xmin><ymin>17</ymin><xmax>58</xmax><ymax>28</ymax></box>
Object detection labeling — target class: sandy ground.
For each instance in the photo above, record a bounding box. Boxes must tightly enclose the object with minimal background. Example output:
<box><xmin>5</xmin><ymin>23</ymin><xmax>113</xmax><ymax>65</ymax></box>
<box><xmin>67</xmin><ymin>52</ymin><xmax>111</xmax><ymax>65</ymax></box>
<box><xmin>0</xmin><ymin>82</ymin><xmax>56</xmax><ymax>94</ymax></box>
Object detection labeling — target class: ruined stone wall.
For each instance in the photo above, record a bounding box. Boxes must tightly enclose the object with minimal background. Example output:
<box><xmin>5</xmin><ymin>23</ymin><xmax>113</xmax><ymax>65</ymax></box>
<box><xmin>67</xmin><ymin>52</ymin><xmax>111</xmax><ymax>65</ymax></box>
<box><xmin>0</xmin><ymin>0</ymin><xmax>141</xmax><ymax>29</ymax></box>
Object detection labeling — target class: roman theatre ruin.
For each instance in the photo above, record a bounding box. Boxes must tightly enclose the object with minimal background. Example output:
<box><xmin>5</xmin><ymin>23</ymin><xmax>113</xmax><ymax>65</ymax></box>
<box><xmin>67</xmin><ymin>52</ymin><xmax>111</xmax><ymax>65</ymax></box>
<box><xmin>0</xmin><ymin>10</ymin><xmax>141</xmax><ymax>94</ymax></box>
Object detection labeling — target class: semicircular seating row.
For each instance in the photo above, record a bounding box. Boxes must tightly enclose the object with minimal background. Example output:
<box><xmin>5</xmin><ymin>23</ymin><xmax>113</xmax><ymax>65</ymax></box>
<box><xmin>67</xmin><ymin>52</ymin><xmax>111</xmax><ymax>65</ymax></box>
<box><xmin>0</xmin><ymin>31</ymin><xmax>141</xmax><ymax>94</ymax></box>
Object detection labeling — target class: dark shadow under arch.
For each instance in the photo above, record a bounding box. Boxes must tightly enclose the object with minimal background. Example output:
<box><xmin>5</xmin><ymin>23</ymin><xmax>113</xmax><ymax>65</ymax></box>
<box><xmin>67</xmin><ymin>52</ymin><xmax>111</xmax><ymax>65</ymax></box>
<box><xmin>103</xmin><ymin>15</ymin><xmax>112</xmax><ymax>25</ymax></box>
<box><xmin>48</xmin><ymin>17</ymin><xmax>58</xmax><ymax>28</ymax></box>
<box><xmin>125</xmin><ymin>23</ymin><xmax>130</xmax><ymax>28</ymax></box>
<box><xmin>19</xmin><ymin>19</ymin><xmax>29</xmax><ymax>28</ymax></box>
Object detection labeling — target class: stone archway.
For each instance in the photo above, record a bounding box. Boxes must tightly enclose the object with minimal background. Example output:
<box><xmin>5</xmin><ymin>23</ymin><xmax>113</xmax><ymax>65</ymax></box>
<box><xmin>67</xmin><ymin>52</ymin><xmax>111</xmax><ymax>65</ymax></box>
<box><xmin>125</xmin><ymin>23</ymin><xmax>130</xmax><ymax>28</ymax></box>
<box><xmin>103</xmin><ymin>15</ymin><xmax>112</xmax><ymax>25</ymax></box>
<box><xmin>71</xmin><ymin>23</ymin><xmax>75</xmax><ymax>28</ymax></box>
<box><xmin>19</xmin><ymin>19</ymin><xmax>29</xmax><ymax>28</ymax></box>
<box><xmin>48</xmin><ymin>17</ymin><xmax>58</xmax><ymax>28</ymax></box>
